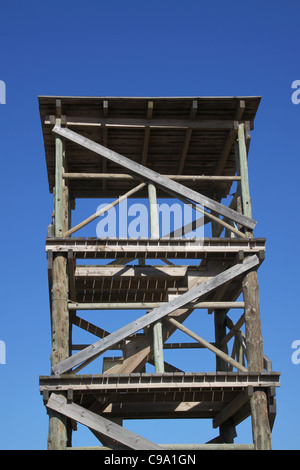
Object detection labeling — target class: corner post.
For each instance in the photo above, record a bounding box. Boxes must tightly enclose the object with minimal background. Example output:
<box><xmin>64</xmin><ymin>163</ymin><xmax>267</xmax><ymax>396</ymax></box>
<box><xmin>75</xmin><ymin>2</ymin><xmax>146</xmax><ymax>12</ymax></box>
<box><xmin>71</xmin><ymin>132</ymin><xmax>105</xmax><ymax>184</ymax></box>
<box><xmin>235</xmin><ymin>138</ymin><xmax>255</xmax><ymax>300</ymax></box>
<box><xmin>48</xmin><ymin>112</ymin><xmax>71</xmax><ymax>450</ymax></box>
<box><xmin>236</xmin><ymin>123</ymin><xmax>272</xmax><ymax>449</ymax></box>
<box><xmin>242</xmin><ymin>269</ymin><xmax>271</xmax><ymax>450</ymax></box>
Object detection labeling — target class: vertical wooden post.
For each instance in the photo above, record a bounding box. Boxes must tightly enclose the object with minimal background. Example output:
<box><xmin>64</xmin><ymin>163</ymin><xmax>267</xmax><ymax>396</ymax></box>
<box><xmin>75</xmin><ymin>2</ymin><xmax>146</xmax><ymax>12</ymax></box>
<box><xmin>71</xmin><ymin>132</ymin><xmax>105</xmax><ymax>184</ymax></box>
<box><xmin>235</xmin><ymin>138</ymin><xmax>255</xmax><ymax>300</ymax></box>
<box><xmin>243</xmin><ymin>270</ymin><xmax>271</xmax><ymax>450</ymax></box>
<box><xmin>236</xmin><ymin>124</ymin><xmax>272</xmax><ymax>449</ymax></box>
<box><xmin>210</xmin><ymin>193</ymin><xmax>220</xmax><ymax>236</ymax></box>
<box><xmin>148</xmin><ymin>183</ymin><xmax>159</xmax><ymax>240</ymax></box>
<box><xmin>214</xmin><ymin>309</ymin><xmax>236</xmax><ymax>452</ymax></box>
<box><xmin>54</xmin><ymin>117</ymin><xmax>64</xmax><ymax>237</ymax></box>
<box><xmin>48</xmin><ymin>254</ymin><xmax>70</xmax><ymax>450</ymax></box>
<box><xmin>212</xmin><ymin>210</ymin><xmax>236</xmax><ymax>442</ymax></box>
<box><xmin>48</xmin><ymin>115</ymin><xmax>70</xmax><ymax>450</ymax></box>
<box><xmin>236</xmin><ymin>123</ymin><xmax>252</xmax><ymax>237</ymax></box>
<box><xmin>148</xmin><ymin>183</ymin><xmax>164</xmax><ymax>373</ymax></box>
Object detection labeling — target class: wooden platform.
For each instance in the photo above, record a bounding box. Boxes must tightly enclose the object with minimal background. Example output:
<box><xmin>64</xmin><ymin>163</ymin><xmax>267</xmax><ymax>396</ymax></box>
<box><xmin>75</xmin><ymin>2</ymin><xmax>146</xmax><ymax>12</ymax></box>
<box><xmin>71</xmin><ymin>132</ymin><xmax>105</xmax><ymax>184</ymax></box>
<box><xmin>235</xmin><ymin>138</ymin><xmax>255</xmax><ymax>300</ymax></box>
<box><xmin>46</xmin><ymin>237</ymin><xmax>265</xmax><ymax>304</ymax></box>
<box><xmin>39</xmin><ymin>95</ymin><xmax>260</xmax><ymax>199</ymax></box>
<box><xmin>40</xmin><ymin>371</ymin><xmax>280</xmax><ymax>422</ymax></box>
<box><xmin>46</xmin><ymin>236</ymin><xmax>266</xmax><ymax>259</ymax></box>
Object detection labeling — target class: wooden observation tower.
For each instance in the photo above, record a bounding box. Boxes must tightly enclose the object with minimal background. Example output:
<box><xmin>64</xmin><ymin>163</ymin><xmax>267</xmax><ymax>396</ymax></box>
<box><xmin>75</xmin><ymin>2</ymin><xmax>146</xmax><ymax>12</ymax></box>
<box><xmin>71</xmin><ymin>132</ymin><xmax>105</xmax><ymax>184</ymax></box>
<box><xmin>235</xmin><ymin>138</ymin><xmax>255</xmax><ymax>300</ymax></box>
<box><xmin>38</xmin><ymin>96</ymin><xmax>280</xmax><ymax>450</ymax></box>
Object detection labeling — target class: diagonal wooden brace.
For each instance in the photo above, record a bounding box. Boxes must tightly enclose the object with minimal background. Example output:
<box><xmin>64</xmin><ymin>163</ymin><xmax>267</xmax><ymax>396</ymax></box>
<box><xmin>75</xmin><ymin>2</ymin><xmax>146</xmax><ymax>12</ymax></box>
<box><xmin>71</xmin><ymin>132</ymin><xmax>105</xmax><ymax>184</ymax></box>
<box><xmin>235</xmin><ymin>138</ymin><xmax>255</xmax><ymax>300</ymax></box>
<box><xmin>52</xmin><ymin>255</ymin><xmax>259</xmax><ymax>375</ymax></box>
<box><xmin>52</xmin><ymin>125</ymin><xmax>256</xmax><ymax>230</ymax></box>
<box><xmin>46</xmin><ymin>393</ymin><xmax>162</xmax><ymax>450</ymax></box>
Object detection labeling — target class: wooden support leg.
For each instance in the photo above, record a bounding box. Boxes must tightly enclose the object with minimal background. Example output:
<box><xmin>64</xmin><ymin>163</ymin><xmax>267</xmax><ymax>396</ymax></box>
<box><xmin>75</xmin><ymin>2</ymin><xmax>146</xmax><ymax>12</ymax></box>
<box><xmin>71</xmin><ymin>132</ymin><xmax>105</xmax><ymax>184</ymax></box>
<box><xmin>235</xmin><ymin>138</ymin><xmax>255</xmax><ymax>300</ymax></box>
<box><xmin>48</xmin><ymin>112</ymin><xmax>71</xmax><ymax>450</ymax></box>
<box><xmin>48</xmin><ymin>253</ymin><xmax>70</xmax><ymax>450</ymax></box>
<box><xmin>243</xmin><ymin>269</ymin><xmax>271</xmax><ymax>450</ymax></box>
<box><xmin>214</xmin><ymin>309</ymin><xmax>236</xmax><ymax>442</ymax></box>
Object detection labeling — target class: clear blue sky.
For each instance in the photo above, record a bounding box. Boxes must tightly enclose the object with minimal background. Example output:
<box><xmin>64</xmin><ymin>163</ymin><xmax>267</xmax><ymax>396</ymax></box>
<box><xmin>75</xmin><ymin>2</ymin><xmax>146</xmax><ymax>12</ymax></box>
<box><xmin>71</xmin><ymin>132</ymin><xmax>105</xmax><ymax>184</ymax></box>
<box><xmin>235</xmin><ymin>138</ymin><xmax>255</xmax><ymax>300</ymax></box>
<box><xmin>0</xmin><ymin>0</ymin><xmax>299</xmax><ymax>450</ymax></box>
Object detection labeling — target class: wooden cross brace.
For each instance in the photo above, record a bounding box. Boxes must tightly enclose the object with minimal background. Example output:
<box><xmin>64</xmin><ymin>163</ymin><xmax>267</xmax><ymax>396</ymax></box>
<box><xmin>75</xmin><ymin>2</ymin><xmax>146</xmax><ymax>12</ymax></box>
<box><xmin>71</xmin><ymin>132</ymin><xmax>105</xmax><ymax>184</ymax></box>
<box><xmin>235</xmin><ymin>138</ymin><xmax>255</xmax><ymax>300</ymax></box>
<box><xmin>52</xmin><ymin>125</ymin><xmax>256</xmax><ymax>231</ymax></box>
<box><xmin>52</xmin><ymin>255</ymin><xmax>259</xmax><ymax>375</ymax></box>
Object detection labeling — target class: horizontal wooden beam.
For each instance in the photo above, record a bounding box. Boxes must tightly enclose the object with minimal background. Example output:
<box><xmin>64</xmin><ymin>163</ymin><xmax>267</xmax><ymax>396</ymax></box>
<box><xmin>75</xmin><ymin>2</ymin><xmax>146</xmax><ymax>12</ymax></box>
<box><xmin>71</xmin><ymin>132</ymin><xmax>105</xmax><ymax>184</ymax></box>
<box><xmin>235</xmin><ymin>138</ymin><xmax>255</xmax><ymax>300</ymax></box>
<box><xmin>68</xmin><ymin>301</ymin><xmax>245</xmax><ymax>310</ymax></box>
<box><xmin>46</xmin><ymin>393</ymin><xmax>162</xmax><ymax>450</ymax></box>
<box><xmin>40</xmin><ymin>371</ymin><xmax>281</xmax><ymax>392</ymax></box>
<box><xmin>46</xmin><ymin>237</ymin><xmax>266</xmax><ymax>260</ymax></box>
<box><xmin>74</xmin><ymin>264</ymin><xmax>188</xmax><ymax>278</ymax></box>
<box><xmin>52</xmin><ymin>126</ymin><xmax>256</xmax><ymax>230</ymax></box>
<box><xmin>48</xmin><ymin>115</ymin><xmax>248</xmax><ymax>129</ymax></box>
<box><xmin>52</xmin><ymin>255</ymin><xmax>259</xmax><ymax>375</ymax></box>
<box><xmin>66</xmin><ymin>443</ymin><xmax>255</xmax><ymax>450</ymax></box>
<box><xmin>63</xmin><ymin>172</ymin><xmax>241</xmax><ymax>182</ymax></box>
<box><xmin>99</xmin><ymin>399</ymin><xmax>223</xmax><ymax>418</ymax></box>
<box><xmin>72</xmin><ymin>341</ymin><xmax>214</xmax><ymax>351</ymax></box>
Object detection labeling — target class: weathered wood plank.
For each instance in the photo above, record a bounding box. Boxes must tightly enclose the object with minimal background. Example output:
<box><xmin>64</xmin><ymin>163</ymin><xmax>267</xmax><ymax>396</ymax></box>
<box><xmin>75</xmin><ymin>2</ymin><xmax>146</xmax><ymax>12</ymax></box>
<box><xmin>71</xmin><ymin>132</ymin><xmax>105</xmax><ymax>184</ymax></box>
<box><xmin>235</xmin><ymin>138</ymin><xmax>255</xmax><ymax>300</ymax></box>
<box><xmin>46</xmin><ymin>393</ymin><xmax>162</xmax><ymax>450</ymax></box>
<box><xmin>66</xmin><ymin>443</ymin><xmax>255</xmax><ymax>450</ymax></box>
<box><xmin>39</xmin><ymin>371</ymin><xmax>281</xmax><ymax>392</ymax></box>
<box><xmin>48</xmin><ymin>115</ymin><xmax>243</xmax><ymax>129</ymax></box>
<box><xmin>52</xmin><ymin>255</ymin><xmax>259</xmax><ymax>375</ymax></box>
<box><xmin>63</xmin><ymin>172</ymin><xmax>241</xmax><ymax>182</ymax></box>
<box><xmin>52</xmin><ymin>125</ymin><xmax>256</xmax><ymax>230</ymax></box>
<box><xmin>74</xmin><ymin>265</ymin><xmax>188</xmax><ymax>279</ymax></box>
<box><xmin>45</xmin><ymin>237</ymin><xmax>266</xmax><ymax>258</ymax></box>
<box><xmin>68</xmin><ymin>301</ymin><xmax>245</xmax><ymax>310</ymax></box>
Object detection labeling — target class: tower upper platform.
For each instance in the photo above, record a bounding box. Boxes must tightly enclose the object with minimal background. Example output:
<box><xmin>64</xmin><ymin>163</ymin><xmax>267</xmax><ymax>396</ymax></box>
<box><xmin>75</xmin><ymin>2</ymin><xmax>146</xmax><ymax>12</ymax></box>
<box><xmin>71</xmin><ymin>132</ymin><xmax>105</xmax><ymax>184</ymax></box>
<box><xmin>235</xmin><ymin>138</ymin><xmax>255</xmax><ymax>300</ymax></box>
<box><xmin>39</xmin><ymin>95</ymin><xmax>260</xmax><ymax>199</ymax></box>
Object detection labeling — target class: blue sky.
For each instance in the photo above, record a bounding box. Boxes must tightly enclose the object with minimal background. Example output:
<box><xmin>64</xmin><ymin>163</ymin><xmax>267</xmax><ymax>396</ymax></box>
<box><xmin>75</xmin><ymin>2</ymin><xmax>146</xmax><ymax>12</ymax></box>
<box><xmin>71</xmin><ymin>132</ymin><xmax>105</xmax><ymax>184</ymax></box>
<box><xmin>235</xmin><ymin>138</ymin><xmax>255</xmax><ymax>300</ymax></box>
<box><xmin>0</xmin><ymin>0</ymin><xmax>299</xmax><ymax>450</ymax></box>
